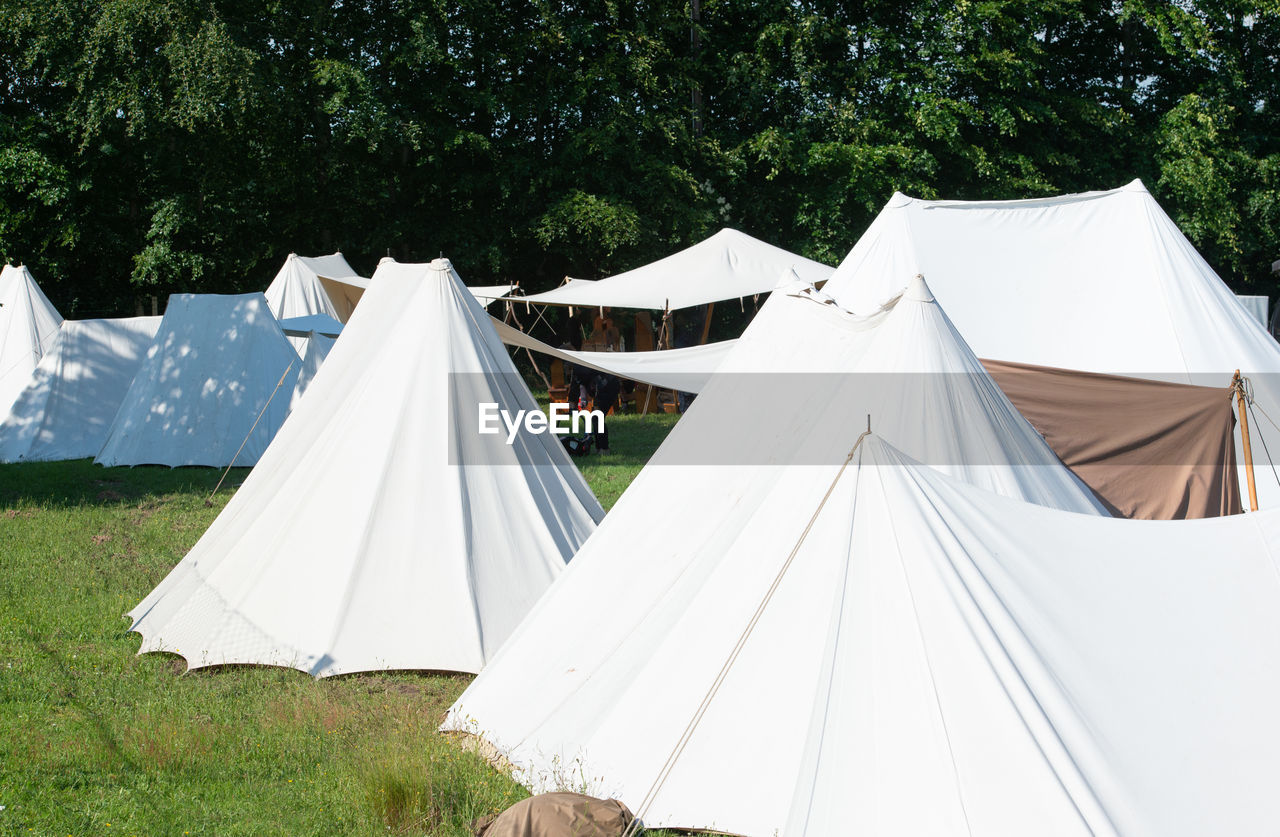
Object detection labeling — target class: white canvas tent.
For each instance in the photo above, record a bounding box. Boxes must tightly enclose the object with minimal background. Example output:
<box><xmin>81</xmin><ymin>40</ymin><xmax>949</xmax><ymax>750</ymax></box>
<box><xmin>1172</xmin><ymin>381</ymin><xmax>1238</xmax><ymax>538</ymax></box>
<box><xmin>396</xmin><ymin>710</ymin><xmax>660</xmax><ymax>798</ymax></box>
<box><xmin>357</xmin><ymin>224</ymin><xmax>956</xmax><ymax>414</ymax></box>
<box><xmin>520</xmin><ymin>229</ymin><xmax>834</xmax><ymax>311</ymax></box>
<box><xmin>454</xmin><ymin>432</ymin><xmax>1280</xmax><ymax>836</ymax></box>
<box><xmin>0</xmin><ymin>317</ymin><xmax>161</xmax><ymax>462</ymax></box>
<box><xmin>821</xmin><ymin>180</ymin><xmax>1280</xmax><ymax>505</ymax></box>
<box><xmin>127</xmin><ymin>258</ymin><xmax>603</xmax><ymax>677</ymax></box>
<box><xmin>443</xmin><ymin>276</ymin><xmax>1114</xmax><ymax>831</ymax></box>
<box><xmin>95</xmin><ymin>293</ymin><xmax>301</xmax><ymax>468</ymax></box>
<box><xmin>0</xmin><ymin>264</ymin><xmax>63</xmax><ymax>418</ymax></box>
<box><xmin>263</xmin><ymin>252</ymin><xmax>368</xmax><ymax>326</ymax></box>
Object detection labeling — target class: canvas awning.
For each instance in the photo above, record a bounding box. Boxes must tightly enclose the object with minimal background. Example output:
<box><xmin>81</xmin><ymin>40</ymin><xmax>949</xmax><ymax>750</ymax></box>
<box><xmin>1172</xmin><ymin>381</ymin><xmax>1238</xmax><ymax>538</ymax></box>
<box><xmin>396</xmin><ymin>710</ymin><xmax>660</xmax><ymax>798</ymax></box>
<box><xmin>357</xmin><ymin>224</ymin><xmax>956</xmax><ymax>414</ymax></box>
<box><xmin>491</xmin><ymin>318</ymin><xmax>736</xmax><ymax>393</ymax></box>
<box><xmin>520</xmin><ymin>228</ymin><xmax>833</xmax><ymax>311</ymax></box>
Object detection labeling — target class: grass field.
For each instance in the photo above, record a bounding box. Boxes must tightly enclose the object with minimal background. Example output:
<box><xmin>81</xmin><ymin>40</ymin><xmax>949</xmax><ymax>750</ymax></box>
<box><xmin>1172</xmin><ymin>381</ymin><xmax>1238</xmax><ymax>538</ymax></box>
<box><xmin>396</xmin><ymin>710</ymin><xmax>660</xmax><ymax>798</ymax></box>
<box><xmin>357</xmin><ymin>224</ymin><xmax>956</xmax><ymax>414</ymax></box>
<box><xmin>0</xmin><ymin>410</ymin><xmax>680</xmax><ymax>836</ymax></box>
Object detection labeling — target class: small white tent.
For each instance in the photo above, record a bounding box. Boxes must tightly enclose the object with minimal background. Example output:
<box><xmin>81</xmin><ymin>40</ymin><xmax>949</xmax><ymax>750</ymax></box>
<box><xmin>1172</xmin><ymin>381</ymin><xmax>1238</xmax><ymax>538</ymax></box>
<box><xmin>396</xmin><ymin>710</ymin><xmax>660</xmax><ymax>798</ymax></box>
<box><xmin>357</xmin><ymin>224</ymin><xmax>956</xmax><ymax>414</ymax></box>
<box><xmin>0</xmin><ymin>264</ymin><xmax>63</xmax><ymax>417</ymax></box>
<box><xmin>0</xmin><ymin>317</ymin><xmax>161</xmax><ymax>462</ymax></box>
<box><xmin>821</xmin><ymin>180</ymin><xmax>1280</xmax><ymax>505</ymax></box>
<box><xmin>95</xmin><ymin>293</ymin><xmax>300</xmax><ymax>468</ymax></box>
<box><xmin>463</xmin><ymin>434</ymin><xmax>1280</xmax><ymax>835</ymax></box>
<box><xmin>263</xmin><ymin>252</ymin><xmax>367</xmax><ymax>326</ymax></box>
<box><xmin>520</xmin><ymin>229</ymin><xmax>834</xmax><ymax>311</ymax></box>
<box><xmin>127</xmin><ymin>258</ymin><xmax>603</xmax><ymax>677</ymax></box>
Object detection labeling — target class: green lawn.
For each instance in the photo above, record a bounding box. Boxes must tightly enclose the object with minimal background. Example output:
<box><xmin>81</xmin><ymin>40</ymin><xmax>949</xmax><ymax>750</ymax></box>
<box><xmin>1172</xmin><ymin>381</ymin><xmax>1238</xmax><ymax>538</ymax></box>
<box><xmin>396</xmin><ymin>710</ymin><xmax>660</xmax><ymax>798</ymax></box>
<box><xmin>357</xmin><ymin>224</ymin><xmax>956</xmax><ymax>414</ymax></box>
<box><xmin>0</xmin><ymin>410</ymin><xmax>680</xmax><ymax>836</ymax></box>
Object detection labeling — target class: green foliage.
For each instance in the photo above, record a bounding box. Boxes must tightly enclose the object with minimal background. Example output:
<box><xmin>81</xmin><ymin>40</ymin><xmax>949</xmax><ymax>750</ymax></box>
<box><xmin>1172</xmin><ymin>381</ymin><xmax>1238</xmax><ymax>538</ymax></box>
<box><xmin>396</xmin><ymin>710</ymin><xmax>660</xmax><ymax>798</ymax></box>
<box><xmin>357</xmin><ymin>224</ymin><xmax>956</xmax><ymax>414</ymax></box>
<box><xmin>0</xmin><ymin>0</ymin><xmax>1277</xmax><ymax>311</ymax></box>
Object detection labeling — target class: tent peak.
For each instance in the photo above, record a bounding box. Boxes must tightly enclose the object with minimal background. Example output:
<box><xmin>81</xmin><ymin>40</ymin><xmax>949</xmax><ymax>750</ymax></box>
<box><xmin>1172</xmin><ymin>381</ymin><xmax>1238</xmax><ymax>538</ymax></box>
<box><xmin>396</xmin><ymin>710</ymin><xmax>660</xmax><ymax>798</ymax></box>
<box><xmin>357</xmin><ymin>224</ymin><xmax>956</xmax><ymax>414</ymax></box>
<box><xmin>430</xmin><ymin>257</ymin><xmax>455</xmax><ymax>271</ymax></box>
<box><xmin>905</xmin><ymin>273</ymin><xmax>935</xmax><ymax>303</ymax></box>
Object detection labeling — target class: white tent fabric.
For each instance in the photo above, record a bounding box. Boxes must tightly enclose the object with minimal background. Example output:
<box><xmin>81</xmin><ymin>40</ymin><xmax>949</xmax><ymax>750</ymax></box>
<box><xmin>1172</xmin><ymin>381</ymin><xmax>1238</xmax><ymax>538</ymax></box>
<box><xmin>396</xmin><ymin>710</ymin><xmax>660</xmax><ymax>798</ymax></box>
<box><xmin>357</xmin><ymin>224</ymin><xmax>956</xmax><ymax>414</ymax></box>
<box><xmin>468</xmin><ymin>284</ymin><xmax>516</xmax><ymax>305</ymax></box>
<box><xmin>443</xmin><ymin>279</ymin><xmax>1114</xmax><ymax>831</ymax></box>
<box><xmin>288</xmin><ymin>331</ymin><xmax>336</xmax><ymax>411</ymax></box>
<box><xmin>127</xmin><ymin>258</ymin><xmax>603</xmax><ymax>677</ymax></box>
<box><xmin>520</xmin><ymin>229</ymin><xmax>833</xmax><ymax>310</ymax></box>
<box><xmin>263</xmin><ymin>252</ymin><xmax>367</xmax><ymax>330</ymax></box>
<box><xmin>491</xmin><ymin>317</ymin><xmax>737</xmax><ymax>393</ymax></box>
<box><xmin>820</xmin><ymin>180</ymin><xmax>1280</xmax><ymax>505</ymax></box>
<box><xmin>457</xmin><ymin>433</ymin><xmax>1280</xmax><ymax>836</ymax></box>
<box><xmin>0</xmin><ymin>317</ymin><xmax>161</xmax><ymax>462</ymax></box>
<box><xmin>0</xmin><ymin>264</ymin><xmax>63</xmax><ymax>418</ymax></box>
<box><xmin>278</xmin><ymin>313</ymin><xmax>344</xmax><ymax>338</ymax></box>
<box><xmin>1237</xmin><ymin>294</ymin><xmax>1269</xmax><ymax>329</ymax></box>
<box><xmin>95</xmin><ymin>293</ymin><xmax>301</xmax><ymax>468</ymax></box>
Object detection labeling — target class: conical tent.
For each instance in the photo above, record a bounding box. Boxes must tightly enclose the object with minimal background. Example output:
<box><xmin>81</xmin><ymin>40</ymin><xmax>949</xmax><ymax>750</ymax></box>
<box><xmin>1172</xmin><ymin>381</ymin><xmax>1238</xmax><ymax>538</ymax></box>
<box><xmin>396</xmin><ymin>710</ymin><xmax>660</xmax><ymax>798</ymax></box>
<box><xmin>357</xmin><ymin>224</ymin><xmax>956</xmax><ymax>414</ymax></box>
<box><xmin>0</xmin><ymin>316</ymin><xmax>161</xmax><ymax>462</ymax></box>
<box><xmin>263</xmin><ymin>252</ymin><xmax>367</xmax><ymax>327</ymax></box>
<box><xmin>128</xmin><ymin>258</ymin><xmax>604</xmax><ymax>677</ymax></box>
<box><xmin>445</xmin><ymin>430</ymin><xmax>1280</xmax><ymax>836</ymax></box>
<box><xmin>442</xmin><ymin>276</ymin><xmax>1111</xmax><ymax>832</ymax></box>
<box><xmin>95</xmin><ymin>293</ymin><xmax>300</xmax><ymax>468</ymax></box>
<box><xmin>0</xmin><ymin>264</ymin><xmax>63</xmax><ymax>418</ymax></box>
<box><xmin>520</xmin><ymin>228</ymin><xmax>834</xmax><ymax>310</ymax></box>
<box><xmin>821</xmin><ymin>180</ymin><xmax>1280</xmax><ymax>505</ymax></box>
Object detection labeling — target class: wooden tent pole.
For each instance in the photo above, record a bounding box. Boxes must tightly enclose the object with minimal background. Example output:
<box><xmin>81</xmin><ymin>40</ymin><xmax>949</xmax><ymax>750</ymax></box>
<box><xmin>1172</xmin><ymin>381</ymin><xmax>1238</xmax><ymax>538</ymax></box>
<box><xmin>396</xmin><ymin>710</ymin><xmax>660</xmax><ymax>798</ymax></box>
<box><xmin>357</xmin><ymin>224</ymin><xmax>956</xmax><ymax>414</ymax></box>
<box><xmin>1234</xmin><ymin>369</ymin><xmax>1259</xmax><ymax>512</ymax></box>
<box><xmin>699</xmin><ymin>301</ymin><xmax>715</xmax><ymax>345</ymax></box>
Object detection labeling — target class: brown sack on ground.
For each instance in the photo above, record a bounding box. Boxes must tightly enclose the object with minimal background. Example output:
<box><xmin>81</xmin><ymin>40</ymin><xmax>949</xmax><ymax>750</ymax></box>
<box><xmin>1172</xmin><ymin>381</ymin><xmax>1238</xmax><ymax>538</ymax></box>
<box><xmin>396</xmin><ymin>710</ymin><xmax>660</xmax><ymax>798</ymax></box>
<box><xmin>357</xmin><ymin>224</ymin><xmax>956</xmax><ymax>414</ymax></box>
<box><xmin>983</xmin><ymin>359</ymin><xmax>1241</xmax><ymax>519</ymax></box>
<box><xmin>474</xmin><ymin>792</ymin><xmax>635</xmax><ymax>837</ymax></box>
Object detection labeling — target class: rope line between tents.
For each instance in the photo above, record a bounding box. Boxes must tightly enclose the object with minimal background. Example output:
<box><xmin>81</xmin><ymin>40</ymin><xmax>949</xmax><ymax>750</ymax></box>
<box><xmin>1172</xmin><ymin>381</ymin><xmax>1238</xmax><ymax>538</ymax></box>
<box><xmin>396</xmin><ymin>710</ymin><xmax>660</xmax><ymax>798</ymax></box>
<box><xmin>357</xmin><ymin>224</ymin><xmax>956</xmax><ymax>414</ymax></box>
<box><xmin>1237</xmin><ymin>375</ymin><xmax>1280</xmax><ymax>491</ymax></box>
<box><xmin>205</xmin><ymin>358</ymin><xmax>296</xmax><ymax>505</ymax></box>
<box><xmin>621</xmin><ymin>427</ymin><xmax>873</xmax><ymax>836</ymax></box>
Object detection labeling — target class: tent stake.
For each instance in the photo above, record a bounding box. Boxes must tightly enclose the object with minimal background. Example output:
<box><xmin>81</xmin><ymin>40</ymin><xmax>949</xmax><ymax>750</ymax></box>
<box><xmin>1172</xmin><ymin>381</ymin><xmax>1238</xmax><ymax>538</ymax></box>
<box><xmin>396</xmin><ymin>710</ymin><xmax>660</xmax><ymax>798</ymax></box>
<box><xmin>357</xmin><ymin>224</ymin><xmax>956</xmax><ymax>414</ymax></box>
<box><xmin>1234</xmin><ymin>370</ymin><xmax>1259</xmax><ymax>512</ymax></box>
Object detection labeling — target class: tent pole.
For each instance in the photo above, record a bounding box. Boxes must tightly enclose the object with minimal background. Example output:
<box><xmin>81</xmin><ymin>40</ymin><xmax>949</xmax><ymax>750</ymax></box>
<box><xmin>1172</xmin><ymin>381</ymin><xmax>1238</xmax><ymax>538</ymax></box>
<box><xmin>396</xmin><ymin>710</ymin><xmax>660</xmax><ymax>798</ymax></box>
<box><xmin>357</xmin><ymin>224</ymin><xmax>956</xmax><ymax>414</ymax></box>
<box><xmin>699</xmin><ymin>301</ymin><xmax>715</xmax><ymax>345</ymax></box>
<box><xmin>1234</xmin><ymin>370</ymin><xmax>1259</xmax><ymax>511</ymax></box>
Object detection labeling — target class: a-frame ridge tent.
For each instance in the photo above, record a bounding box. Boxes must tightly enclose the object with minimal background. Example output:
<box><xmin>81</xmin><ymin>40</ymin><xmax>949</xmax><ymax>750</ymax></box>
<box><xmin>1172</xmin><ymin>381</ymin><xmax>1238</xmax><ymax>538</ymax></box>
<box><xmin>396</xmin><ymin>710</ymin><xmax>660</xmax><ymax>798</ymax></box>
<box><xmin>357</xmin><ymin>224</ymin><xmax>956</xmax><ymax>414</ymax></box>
<box><xmin>444</xmin><ymin>426</ymin><xmax>1280</xmax><ymax>836</ymax></box>
<box><xmin>0</xmin><ymin>264</ymin><xmax>63</xmax><ymax>418</ymax></box>
<box><xmin>0</xmin><ymin>316</ymin><xmax>161</xmax><ymax>462</ymax></box>
<box><xmin>442</xmin><ymin>274</ymin><xmax>1114</xmax><ymax>832</ymax></box>
<box><xmin>127</xmin><ymin>258</ymin><xmax>603</xmax><ymax>677</ymax></box>
<box><xmin>821</xmin><ymin>179</ymin><xmax>1280</xmax><ymax>506</ymax></box>
<box><xmin>95</xmin><ymin>293</ymin><xmax>300</xmax><ymax>468</ymax></box>
<box><xmin>263</xmin><ymin>252</ymin><xmax>367</xmax><ymax>326</ymax></box>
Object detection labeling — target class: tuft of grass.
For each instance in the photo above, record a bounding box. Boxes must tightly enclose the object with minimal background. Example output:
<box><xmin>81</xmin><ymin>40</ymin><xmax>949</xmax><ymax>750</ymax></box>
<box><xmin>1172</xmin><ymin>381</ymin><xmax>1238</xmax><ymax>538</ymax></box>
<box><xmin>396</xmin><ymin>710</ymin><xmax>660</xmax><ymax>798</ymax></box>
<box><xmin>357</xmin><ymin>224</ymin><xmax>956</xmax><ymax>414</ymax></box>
<box><xmin>0</xmin><ymin>404</ymin><xmax>683</xmax><ymax>835</ymax></box>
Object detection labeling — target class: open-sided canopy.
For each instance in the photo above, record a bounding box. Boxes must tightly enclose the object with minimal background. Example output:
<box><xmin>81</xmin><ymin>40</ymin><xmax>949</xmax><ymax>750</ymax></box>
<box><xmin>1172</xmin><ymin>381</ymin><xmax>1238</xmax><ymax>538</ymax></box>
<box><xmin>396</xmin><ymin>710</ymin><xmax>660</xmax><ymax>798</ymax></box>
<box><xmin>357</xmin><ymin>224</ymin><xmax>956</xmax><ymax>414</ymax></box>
<box><xmin>447</xmin><ymin>432</ymin><xmax>1280</xmax><ymax>835</ymax></box>
<box><xmin>0</xmin><ymin>316</ymin><xmax>161</xmax><ymax>462</ymax></box>
<box><xmin>0</xmin><ymin>264</ymin><xmax>63</xmax><ymax>417</ymax></box>
<box><xmin>95</xmin><ymin>293</ymin><xmax>300</xmax><ymax>468</ymax></box>
<box><xmin>821</xmin><ymin>180</ymin><xmax>1280</xmax><ymax>504</ymax></box>
<box><xmin>520</xmin><ymin>229</ymin><xmax>833</xmax><ymax>311</ymax></box>
<box><xmin>127</xmin><ymin>258</ymin><xmax>603</xmax><ymax>677</ymax></box>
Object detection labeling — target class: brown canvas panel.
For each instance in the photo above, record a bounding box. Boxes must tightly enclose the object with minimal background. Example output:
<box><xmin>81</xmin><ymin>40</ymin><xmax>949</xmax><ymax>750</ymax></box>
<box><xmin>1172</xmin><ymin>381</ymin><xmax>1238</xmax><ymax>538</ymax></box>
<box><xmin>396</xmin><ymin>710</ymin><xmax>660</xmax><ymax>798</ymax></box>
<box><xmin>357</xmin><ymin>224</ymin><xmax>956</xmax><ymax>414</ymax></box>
<box><xmin>983</xmin><ymin>359</ymin><xmax>1241</xmax><ymax>519</ymax></box>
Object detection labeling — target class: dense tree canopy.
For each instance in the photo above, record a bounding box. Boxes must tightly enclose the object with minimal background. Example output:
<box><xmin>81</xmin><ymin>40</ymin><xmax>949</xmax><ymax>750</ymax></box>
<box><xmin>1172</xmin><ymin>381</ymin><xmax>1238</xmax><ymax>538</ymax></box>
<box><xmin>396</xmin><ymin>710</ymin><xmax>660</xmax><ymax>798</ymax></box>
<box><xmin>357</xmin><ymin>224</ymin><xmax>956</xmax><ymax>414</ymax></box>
<box><xmin>0</xmin><ymin>0</ymin><xmax>1277</xmax><ymax>317</ymax></box>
